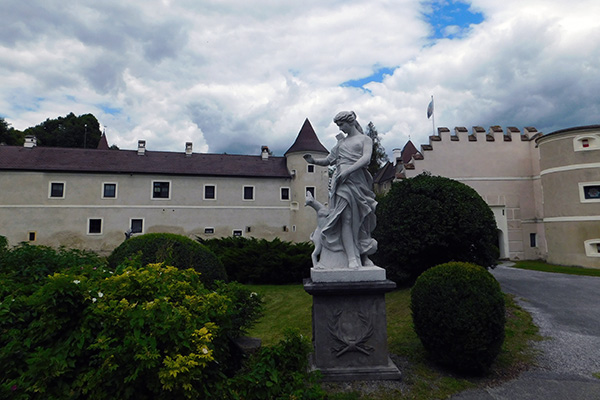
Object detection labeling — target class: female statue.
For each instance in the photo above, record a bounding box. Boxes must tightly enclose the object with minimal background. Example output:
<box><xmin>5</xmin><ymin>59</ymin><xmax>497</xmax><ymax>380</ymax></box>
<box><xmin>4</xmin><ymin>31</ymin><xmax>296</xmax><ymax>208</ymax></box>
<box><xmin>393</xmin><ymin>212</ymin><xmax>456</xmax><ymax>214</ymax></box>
<box><xmin>304</xmin><ymin>111</ymin><xmax>378</xmax><ymax>269</ymax></box>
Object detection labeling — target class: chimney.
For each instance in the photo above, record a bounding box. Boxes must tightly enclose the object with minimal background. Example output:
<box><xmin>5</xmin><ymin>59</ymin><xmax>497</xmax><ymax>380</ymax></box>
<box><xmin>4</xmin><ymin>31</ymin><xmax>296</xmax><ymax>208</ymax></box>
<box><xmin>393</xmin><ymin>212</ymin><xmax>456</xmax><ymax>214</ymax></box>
<box><xmin>392</xmin><ymin>148</ymin><xmax>402</xmax><ymax>165</ymax></box>
<box><xmin>261</xmin><ymin>145</ymin><xmax>269</xmax><ymax>160</ymax></box>
<box><xmin>137</xmin><ymin>140</ymin><xmax>146</xmax><ymax>156</ymax></box>
<box><xmin>185</xmin><ymin>142</ymin><xmax>193</xmax><ymax>157</ymax></box>
<box><xmin>24</xmin><ymin>136</ymin><xmax>37</xmax><ymax>148</ymax></box>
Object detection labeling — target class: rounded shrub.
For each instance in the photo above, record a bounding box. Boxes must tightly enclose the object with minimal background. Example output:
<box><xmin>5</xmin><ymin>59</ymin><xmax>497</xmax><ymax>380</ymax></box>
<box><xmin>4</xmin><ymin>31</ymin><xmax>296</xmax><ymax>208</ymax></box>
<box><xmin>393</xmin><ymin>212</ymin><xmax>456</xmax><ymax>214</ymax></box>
<box><xmin>374</xmin><ymin>173</ymin><xmax>499</xmax><ymax>285</ymax></box>
<box><xmin>107</xmin><ymin>233</ymin><xmax>227</xmax><ymax>285</ymax></box>
<box><xmin>411</xmin><ymin>262</ymin><xmax>506</xmax><ymax>373</ymax></box>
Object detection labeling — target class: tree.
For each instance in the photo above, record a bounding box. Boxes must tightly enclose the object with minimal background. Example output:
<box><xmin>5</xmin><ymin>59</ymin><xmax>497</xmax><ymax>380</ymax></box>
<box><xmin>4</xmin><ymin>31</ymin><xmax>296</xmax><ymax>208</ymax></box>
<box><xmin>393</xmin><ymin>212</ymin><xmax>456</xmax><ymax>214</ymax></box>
<box><xmin>365</xmin><ymin>121</ymin><xmax>389</xmax><ymax>175</ymax></box>
<box><xmin>373</xmin><ymin>173</ymin><xmax>499</xmax><ymax>285</ymax></box>
<box><xmin>23</xmin><ymin>113</ymin><xmax>102</xmax><ymax>148</ymax></box>
<box><xmin>0</xmin><ymin>117</ymin><xmax>24</xmax><ymax>146</ymax></box>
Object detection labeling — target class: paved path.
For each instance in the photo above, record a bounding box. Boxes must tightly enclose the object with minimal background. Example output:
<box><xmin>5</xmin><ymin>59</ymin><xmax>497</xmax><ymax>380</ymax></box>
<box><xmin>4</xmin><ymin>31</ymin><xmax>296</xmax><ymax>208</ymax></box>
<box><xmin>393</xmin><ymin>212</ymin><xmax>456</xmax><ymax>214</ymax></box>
<box><xmin>452</xmin><ymin>264</ymin><xmax>600</xmax><ymax>400</ymax></box>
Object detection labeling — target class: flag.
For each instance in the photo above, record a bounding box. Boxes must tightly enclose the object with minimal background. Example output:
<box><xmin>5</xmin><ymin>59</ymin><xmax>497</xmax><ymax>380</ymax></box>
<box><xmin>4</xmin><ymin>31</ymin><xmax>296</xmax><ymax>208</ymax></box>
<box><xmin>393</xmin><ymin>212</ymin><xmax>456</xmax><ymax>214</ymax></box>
<box><xmin>427</xmin><ymin>97</ymin><xmax>434</xmax><ymax>119</ymax></box>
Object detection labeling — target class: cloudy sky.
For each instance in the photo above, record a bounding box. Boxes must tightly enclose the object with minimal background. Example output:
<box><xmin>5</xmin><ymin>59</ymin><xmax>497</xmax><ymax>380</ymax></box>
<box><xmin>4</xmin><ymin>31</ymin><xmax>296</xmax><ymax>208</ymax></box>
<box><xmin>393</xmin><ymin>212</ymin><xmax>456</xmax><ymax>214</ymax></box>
<box><xmin>1</xmin><ymin>0</ymin><xmax>599</xmax><ymax>157</ymax></box>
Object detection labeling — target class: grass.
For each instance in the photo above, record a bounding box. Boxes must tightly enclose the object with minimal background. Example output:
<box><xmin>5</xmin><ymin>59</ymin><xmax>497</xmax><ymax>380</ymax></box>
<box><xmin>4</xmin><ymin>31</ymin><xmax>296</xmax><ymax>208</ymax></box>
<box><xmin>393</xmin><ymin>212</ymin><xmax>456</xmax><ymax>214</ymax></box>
<box><xmin>247</xmin><ymin>284</ymin><xmax>542</xmax><ymax>400</ymax></box>
<box><xmin>512</xmin><ymin>260</ymin><xmax>600</xmax><ymax>277</ymax></box>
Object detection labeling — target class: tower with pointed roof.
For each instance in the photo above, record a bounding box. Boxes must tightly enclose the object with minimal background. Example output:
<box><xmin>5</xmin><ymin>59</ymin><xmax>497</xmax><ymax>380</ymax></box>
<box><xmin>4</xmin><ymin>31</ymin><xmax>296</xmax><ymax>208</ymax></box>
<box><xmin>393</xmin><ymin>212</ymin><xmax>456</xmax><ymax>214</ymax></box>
<box><xmin>284</xmin><ymin>118</ymin><xmax>330</xmax><ymax>241</ymax></box>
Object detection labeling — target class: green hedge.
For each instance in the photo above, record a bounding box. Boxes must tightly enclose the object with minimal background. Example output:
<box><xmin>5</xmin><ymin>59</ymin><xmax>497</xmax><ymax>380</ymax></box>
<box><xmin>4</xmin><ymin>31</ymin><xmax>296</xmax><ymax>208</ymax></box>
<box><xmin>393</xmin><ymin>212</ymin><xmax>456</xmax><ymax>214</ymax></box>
<box><xmin>411</xmin><ymin>262</ymin><xmax>506</xmax><ymax>373</ymax></box>
<box><xmin>374</xmin><ymin>174</ymin><xmax>499</xmax><ymax>285</ymax></box>
<box><xmin>107</xmin><ymin>233</ymin><xmax>227</xmax><ymax>286</ymax></box>
<box><xmin>200</xmin><ymin>237</ymin><xmax>313</xmax><ymax>284</ymax></box>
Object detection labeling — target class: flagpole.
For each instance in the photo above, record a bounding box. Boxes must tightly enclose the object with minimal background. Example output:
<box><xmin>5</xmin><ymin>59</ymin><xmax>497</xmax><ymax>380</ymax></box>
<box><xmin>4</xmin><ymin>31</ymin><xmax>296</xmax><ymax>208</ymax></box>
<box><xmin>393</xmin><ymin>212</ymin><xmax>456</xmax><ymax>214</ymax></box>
<box><xmin>430</xmin><ymin>95</ymin><xmax>435</xmax><ymax>137</ymax></box>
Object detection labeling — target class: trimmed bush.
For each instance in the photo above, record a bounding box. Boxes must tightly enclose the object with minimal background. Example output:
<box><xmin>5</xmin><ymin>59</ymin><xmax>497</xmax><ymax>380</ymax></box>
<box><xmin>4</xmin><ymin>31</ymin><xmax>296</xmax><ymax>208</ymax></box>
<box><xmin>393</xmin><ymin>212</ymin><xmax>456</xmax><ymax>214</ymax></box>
<box><xmin>411</xmin><ymin>262</ymin><xmax>506</xmax><ymax>373</ymax></box>
<box><xmin>200</xmin><ymin>237</ymin><xmax>313</xmax><ymax>284</ymax></box>
<box><xmin>374</xmin><ymin>173</ymin><xmax>499</xmax><ymax>285</ymax></box>
<box><xmin>108</xmin><ymin>233</ymin><xmax>227</xmax><ymax>286</ymax></box>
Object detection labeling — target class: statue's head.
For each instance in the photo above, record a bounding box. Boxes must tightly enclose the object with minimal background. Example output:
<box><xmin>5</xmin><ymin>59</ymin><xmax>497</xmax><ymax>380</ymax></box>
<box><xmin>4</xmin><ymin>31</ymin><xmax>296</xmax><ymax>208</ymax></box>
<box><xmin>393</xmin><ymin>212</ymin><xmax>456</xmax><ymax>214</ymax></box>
<box><xmin>333</xmin><ymin>111</ymin><xmax>363</xmax><ymax>134</ymax></box>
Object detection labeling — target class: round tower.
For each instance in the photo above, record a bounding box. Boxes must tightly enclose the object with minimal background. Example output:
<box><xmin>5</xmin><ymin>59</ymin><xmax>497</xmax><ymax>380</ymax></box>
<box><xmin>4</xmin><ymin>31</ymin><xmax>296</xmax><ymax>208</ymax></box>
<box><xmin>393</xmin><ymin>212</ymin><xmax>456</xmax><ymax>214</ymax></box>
<box><xmin>284</xmin><ymin>118</ymin><xmax>330</xmax><ymax>242</ymax></box>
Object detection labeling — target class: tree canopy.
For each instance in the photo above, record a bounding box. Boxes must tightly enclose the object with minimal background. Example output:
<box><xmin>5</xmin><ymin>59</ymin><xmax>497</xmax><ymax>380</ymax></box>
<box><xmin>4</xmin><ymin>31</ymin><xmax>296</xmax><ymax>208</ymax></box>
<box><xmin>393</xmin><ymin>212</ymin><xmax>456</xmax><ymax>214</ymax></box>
<box><xmin>0</xmin><ymin>117</ymin><xmax>24</xmax><ymax>146</ymax></box>
<box><xmin>23</xmin><ymin>112</ymin><xmax>102</xmax><ymax>148</ymax></box>
<box><xmin>373</xmin><ymin>173</ymin><xmax>499</xmax><ymax>285</ymax></box>
<box><xmin>366</xmin><ymin>121</ymin><xmax>389</xmax><ymax>175</ymax></box>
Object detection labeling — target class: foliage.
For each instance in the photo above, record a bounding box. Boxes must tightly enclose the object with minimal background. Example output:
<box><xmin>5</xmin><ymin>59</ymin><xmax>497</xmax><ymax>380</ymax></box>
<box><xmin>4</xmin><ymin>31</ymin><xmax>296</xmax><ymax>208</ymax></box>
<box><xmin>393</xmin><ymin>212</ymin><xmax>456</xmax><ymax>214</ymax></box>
<box><xmin>366</xmin><ymin>121</ymin><xmax>389</xmax><ymax>176</ymax></box>
<box><xmin>373</xmin><ymin>173</ymin><xmax>499</xmax><ymax>285</ymax></box>
<box><xmin>0</xmin><ymin>242</ymin><xmax>104</xmax><ymax>298</ymax></box>
<box><xmin>0</xmin><ymin>117</ymin><xmax>24</xmax><ymax>145</ymax></box>
<box><xmin>108</xmin><ymin>233</ymin><xmax>227</xmax><ymax>287</ymax></box>
<box><xmin>410</xmin><ymin>262</ymin><xmax>506</xmax><ymax>373</ymax></box>
<box><xmin>231</xmin><ymin>330</ymin><xmax>324</xmax><ymax>400</ymax></box>
<box><xmin>200</xmin><ymin>236</ymin><xmax>312</xmax><ymax>284</ymax></box>
<box><xmin>0</xmin><ymin>263</ymin><xmax>263</xmax><ymax>399</ymax></box>
<box><xmin>23</xmin><ymin>112</ymin><xmax>102</xmax><ymax>149</ymax></box>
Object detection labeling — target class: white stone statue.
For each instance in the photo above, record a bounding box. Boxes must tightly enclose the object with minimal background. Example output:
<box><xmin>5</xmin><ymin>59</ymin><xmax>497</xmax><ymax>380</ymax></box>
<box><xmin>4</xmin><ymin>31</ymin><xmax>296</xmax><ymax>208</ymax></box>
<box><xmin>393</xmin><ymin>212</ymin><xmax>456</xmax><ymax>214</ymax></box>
<box><xmin>304</xmin><ymin>111</ymin><xmax>378</xmax><ymax>270</ymax></box>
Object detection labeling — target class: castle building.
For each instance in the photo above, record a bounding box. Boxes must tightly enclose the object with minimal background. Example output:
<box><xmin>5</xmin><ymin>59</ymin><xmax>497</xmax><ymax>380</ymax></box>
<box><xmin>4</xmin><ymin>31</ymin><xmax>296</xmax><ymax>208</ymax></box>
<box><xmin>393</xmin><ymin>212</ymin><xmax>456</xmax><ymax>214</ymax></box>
<box><xmin>385</xmin><ymin>125</ymin><xmax>600</xmax><ymax>268</ymax></box>
<box><xmin>0</xmin><ymin>119</ymin><xmax>330</xmax><ymax>255</ymax></box>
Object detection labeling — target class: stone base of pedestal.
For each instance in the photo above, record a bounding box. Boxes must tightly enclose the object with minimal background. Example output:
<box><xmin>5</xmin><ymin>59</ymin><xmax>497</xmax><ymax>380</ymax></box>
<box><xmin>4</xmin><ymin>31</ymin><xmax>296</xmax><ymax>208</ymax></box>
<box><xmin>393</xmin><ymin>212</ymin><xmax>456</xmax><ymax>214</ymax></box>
<box><xmin>309</xmin><ymin>355</ymin><xmax>401</xmax><ymax>381</ymax></box>
<box><xmin>310</xmin><ymin>266</ymin><xmax>386</xmax><ymax>283</ymax></box>
<box><xmin>304</xmin><ymin>279</ymin><xmax>401</xmax><ymax>382</ymax></box>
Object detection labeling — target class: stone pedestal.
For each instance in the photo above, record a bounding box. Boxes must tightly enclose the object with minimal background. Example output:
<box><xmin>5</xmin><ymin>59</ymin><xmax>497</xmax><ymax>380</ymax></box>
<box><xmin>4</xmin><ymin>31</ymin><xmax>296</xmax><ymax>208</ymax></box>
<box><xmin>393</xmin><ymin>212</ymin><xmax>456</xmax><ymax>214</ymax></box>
<box><xmin>303</xmin><ymin>276</ymin><xmax>401</xmax><ymax>381</ymax></box>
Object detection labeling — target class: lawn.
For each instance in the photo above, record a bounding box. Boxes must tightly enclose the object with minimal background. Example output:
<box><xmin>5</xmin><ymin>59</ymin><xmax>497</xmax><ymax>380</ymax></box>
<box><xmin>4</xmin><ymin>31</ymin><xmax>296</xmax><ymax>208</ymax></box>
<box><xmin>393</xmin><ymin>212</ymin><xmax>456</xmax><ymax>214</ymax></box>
<box><xmin>512</xmin><ymin>260</ymin><xmax>600</xmax><ymax>277</ymax></box>
<box><xmin>247</xmin><ymin>284</ymin><xmax>541</xmax><ymax>400</ymax></box>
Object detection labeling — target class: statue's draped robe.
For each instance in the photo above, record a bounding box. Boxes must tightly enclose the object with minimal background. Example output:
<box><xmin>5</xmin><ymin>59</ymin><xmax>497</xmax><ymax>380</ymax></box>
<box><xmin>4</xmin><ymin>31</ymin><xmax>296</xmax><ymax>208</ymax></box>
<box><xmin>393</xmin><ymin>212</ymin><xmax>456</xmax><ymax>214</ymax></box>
<box><xmin>320</xmin><ymin>137</ymin><xmax>378</xmax><ymax>263</ymax></box>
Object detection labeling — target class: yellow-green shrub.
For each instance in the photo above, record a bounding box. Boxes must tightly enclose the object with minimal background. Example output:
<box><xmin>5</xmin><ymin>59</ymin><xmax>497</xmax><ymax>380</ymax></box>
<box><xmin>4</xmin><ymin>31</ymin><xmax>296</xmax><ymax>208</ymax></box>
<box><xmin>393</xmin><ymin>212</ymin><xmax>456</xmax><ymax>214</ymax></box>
<box><xmin>0</xmin><ymin>263</ymin><xmax>262</xmax><ymax>399</ymax></box>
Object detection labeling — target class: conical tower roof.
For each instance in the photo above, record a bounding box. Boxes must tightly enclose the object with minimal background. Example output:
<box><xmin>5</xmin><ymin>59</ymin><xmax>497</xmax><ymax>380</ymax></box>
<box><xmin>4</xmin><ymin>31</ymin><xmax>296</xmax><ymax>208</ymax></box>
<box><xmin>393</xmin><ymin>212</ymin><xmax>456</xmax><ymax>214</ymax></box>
<box><xmin>97</xmin><ymin>133</ymin><xmax>110</xmax><ymax>150</ymax></box>
<box><xmin>284</xmin><ymin>118</ymin><xmax>329</xmax><ymax>155</ymax></box>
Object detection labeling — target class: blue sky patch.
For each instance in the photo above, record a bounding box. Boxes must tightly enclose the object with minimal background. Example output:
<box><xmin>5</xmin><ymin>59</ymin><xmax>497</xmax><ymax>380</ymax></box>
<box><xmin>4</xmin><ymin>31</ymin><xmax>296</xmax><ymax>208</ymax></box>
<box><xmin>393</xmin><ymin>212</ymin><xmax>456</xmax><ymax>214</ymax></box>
<box><xmin>423</xmin><ymin>0</ymin><xmax>484</xmax><ymax>39</ymax></box>
<box><xmin>97</xmin><ymin>104</ymin><xmax>122</xmax><ymax>115</ymax></box>
<box><xmin>341</xmin><ymin>66</ymin><xmax>396</xmax><ymax>89</ymax></box>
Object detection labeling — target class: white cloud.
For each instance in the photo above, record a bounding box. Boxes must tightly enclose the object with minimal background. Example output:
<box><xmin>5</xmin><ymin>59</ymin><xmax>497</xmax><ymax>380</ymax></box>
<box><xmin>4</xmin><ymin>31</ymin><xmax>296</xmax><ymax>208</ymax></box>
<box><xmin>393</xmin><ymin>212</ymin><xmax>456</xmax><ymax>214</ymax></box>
<box><xmin>0</xmin><ymin>0</ymin><xmax>599</xmax><ymax>159</ymax></box>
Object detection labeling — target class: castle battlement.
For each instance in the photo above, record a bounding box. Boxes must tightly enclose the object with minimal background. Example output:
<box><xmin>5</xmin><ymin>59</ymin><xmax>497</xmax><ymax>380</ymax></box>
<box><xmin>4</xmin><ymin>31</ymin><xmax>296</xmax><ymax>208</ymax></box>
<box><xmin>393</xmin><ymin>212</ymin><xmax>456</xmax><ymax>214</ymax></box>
<box><xmin>399</xmin><ymin>126</ymin><xmax>542</xmax><ymax>175</ymax></box>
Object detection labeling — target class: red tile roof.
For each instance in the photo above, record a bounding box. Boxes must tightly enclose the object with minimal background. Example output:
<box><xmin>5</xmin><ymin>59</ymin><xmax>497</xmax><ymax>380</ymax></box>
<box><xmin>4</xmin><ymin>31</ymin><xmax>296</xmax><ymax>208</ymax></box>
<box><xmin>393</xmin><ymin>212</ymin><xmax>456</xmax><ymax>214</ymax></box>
<box><xmin>0</xmin><ymin>146</ymin><xmax>292</xmax><ymax>178</ymax></box>
<box><xmin>400</xmin><ymin>140</ymin><xmax>421</xmax><ymax>164</ymax></box>
<box><xmin>284</xmin><ymin>118</ymin><xmax>329</xmax><ymax>155</ymax></box>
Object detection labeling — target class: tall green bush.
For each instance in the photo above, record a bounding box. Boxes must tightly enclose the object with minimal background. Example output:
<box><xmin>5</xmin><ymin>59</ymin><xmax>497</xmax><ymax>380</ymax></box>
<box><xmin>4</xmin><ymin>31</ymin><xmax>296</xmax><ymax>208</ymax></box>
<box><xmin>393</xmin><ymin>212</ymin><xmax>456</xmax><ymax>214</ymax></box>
<box><xmin>108</xmin><ymin>233</ymin><xmax>227</xmax><ymax>286</ymax></box>
<box><xmin>411</xmin><ymin>262</ymin><xmax>506</xmax><ymax>373</ymax></box>
<box><xmin>374</xmin><ymin>173</ymin><xmax>499</xmax><ymax>284</ymax></box>
<box><xmin>0</xmin><ymin>263</ymin><xmax>263</xmax><ymax>399</ymax></box>
<box><xmin>200</xmin><ymin>237</ymin><xmax>313</xmax><ymax>284</ymax></box>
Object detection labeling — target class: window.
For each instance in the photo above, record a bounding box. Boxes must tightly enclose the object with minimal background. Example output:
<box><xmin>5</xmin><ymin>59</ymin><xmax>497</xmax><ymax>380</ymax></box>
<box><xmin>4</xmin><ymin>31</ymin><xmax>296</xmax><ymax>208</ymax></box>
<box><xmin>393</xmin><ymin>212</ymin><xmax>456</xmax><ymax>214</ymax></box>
<box><xmin>88</xmin><ymin>218</ymin><xmax>102</xmax><ymax>235</ymax></box>
<box><xmin>28</xmin><ymin>232</ymin><xmax>36</xmax><ymax>242</ymax></box>
<box><xmin>204</xmin><ymin>185</ymin><xmax>216</xmax><ymax>200</ymax></box>
<box><xmin>584</xmin><ymin>239</ymin><xmax>600</xmax><ymax>257</ymax></box>
<box><xmin>152</xmin><ymin>181</ymin><xmax>171</xmax><ymax>199</ymax></box>
<box><xmin>103</xmin><ymin>183</ymin><xmax>117</xmax><ymax>198</ymax></box>
<box><xmin>243</xmin><ymin>186</ymin><xmax>254</xmax><ymax>201</ymax></box>
<box><xmin>307</xmin><ymin>164</ymin><xmax>315</xmax><ymax>173</ymax></box>
<box><xmin>281</xmin><ymin>187</ymin><xmax>290</xmax><ymax>201</ymax></box>
<box><xmin>233</xmin><ymin>230</ymin><xmax>243</xmax><ymax>237</ymax></box>
<box><xmin>529</xmin><ymin>233</ymin><xmax>537</xmax><ymax>248</ymax></box>
<box><xmin>130</xmin><ymin>219</ymin><xmax>143</xmax><ymax>234</ymax></box>
<box><xmin>49</xmin><ymin>182</ymin><xmax>65</xmax><ymax>198</ymax></box>
<box><xmin>584</xmin><ymin>185</ymin><xmax>600</xmax><ymax>199</ymax></box>
<box><xmin>579</xmin><ymin>182</ymin><xmax>600</xmax><ymax>203</ymax></box>
<box><xmin>305</xmin><ymin>186</ymin><xmax>315</xmax><ymax>198</ymax></box>
<box><xmin>204</xmin><ymin>227</ymin><xmax>215</xmax><ymax>234</ymax></box>
<box><xmin>574</xmin><ymin>135</ymin><xmax>600</xmax><ymax>151</ymax></box>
